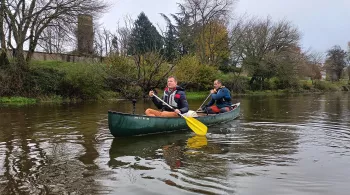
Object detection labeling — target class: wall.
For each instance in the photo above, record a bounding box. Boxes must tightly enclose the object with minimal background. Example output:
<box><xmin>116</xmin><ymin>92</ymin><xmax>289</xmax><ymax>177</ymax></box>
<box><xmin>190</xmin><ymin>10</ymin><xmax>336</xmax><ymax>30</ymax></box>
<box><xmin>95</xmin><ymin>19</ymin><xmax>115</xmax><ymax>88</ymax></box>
<box><xmin>6</xmin><ymin>49</ymin><xmax>103</xmax><ymax>63</ymax></box>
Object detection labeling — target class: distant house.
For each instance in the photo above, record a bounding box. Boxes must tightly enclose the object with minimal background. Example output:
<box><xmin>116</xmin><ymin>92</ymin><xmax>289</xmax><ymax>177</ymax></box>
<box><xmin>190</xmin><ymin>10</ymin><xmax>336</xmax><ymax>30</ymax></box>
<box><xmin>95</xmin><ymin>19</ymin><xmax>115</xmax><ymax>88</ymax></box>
<box><xmin>320</xmin><ymin>70</ymin><xmax>326</xmax><ymax>80</ymax></box>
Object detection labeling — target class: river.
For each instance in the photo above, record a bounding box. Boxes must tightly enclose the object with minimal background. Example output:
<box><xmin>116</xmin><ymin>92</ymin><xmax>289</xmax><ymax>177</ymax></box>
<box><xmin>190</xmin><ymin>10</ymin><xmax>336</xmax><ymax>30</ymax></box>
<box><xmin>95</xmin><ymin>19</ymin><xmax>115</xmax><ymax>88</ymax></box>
<box><xmin>0</xmin><ymin>92</ymin><xmax>349</xmax><ymax>194</ymax></box>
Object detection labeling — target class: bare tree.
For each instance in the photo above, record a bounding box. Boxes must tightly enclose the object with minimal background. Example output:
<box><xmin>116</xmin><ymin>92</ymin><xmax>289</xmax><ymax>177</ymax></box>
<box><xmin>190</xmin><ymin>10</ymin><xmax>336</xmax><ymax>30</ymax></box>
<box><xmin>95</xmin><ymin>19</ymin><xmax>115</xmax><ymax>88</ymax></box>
<box><xmin>230</xmin><ymin>16</ymin><xmax>301</xmax><ymax>89</ymax></box>
<box><xmin>37</xmin><ymin>22</ymin><xmax>72</xmax><ymax>53</ymax></box>
<box><xmin>325</xmin><ymin>45</ymin><xmax>347</xmax><ymax>81</ymax></box>
<box><xmin>0</xmin><ymin>0</ymin><xmax>5</xmax><ymax>51</ymax></box>
<box><xmin>180</xmin><ymin>0</ymin><xmax>235</xmax><ymax>63</ymax></box>
<box><xmin>3</xmin><ymin>0</ymin><xmax>109</xmax><ymax>69</ymax></box>
<box><xmin>94</xmin><ymin>25</ymin><xmax>114</xmax><ymax>57</ymax></box>
<box><xmin>133</xmin><ymin>52</ymin><xmax>175</xmax><ymax>96</ymax></box>
<box><xmin>114</xmin><ymin>15</ymin><xmax>134</xmax><ymax>56</ymax></box>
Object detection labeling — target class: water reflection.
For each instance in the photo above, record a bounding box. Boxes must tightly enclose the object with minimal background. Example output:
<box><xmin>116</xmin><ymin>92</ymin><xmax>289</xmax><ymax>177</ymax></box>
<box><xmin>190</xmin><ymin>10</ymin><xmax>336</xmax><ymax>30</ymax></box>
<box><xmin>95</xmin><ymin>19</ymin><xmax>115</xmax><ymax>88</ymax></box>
<box><xmin>0</xmin><ymin>93</ymin><xmax>350</xmax><ymax>194</ymax></box>
<box><xmin>186</xmin><ymin>135</ymin><xmax>208</xmax><ymax>149</ymax></box>
<box><xmin>108</xmin><ymin>133</ymin><xmax>235</xmax><ymax>194</ymax></box>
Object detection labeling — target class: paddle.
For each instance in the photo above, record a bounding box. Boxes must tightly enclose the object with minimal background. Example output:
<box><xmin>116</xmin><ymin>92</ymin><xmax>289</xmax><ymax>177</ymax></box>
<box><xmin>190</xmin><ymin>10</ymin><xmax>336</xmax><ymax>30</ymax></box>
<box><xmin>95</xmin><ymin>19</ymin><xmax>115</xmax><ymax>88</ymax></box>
<box><xmin>196</xmin><ymin>93</ymin><xmax>211</xmax><ymax>112</ymax></box>
<box><xmin>152</xmin><ymin>94</ymin><xmax>208</xmax><ymax>136</ymax></box>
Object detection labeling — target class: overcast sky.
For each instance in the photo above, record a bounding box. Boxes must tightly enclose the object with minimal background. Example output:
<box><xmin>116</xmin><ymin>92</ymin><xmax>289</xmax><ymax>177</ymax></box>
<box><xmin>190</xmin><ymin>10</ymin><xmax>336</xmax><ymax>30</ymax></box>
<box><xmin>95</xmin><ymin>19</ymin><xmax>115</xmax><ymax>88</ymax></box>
<box><xmin>99</xmin><ymin>0</ymin><xmax>350</xmax><ymax>54</ymax></box>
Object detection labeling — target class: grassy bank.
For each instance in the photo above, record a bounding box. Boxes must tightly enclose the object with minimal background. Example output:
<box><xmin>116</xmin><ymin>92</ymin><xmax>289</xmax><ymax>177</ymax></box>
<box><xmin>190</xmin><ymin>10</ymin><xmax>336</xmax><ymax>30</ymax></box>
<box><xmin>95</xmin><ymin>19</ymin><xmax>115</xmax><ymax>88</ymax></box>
<box><xmin>0</xmin><ymin>60</ymin><xmax>349</xmax><ymax>106</ymax></box>
<box><xmin>0</xmin><ymin>97</ymin><xmax>37</xmax><ymax>105</ymax></box>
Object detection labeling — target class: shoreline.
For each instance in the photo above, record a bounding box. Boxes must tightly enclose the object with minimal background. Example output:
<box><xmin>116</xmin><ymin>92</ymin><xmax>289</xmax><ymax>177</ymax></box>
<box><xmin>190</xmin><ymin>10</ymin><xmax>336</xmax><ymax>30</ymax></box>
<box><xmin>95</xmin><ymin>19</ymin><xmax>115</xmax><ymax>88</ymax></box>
<box><xmin>1</xmin><ymin>89</ymin><xmax>348</xmax><ymax>106</ymax></box>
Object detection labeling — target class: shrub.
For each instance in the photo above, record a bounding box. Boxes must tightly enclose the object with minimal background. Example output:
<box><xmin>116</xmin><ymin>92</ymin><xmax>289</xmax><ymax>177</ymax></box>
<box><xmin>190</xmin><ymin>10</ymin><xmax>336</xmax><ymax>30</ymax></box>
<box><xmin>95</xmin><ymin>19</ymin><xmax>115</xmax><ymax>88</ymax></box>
<box><xmin>60</xmin><ymin>63</ymin><xmax>107</xmax><ymax>100</ymax></box>
<box><xmin>25</xmin><ymin>67</ymin><xmax>64</xmax><ymax>96</ymax></box>
<box><xmin>174</xmin><ymin>55</ymin><xmax>217</xmax><ymax>91</ymax></box>
<box><xmin>219</xmin><ymin>73</ymin><xmax>250</xmax><ymax>93</ymax></box>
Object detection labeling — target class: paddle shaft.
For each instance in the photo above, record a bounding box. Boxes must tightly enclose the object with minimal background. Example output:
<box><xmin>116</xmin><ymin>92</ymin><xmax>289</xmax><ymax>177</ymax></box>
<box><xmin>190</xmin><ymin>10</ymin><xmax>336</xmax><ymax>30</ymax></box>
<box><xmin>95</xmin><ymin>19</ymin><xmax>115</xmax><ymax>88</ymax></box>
<box><xmin>196</xmin><ymin>94</ymin><xmax>211</xmax><ymax>111</ymax></box>
<box><xmin>152</xmin><ymin>94</ymin><xmax>185</xmax><ymax>117</ymax></box>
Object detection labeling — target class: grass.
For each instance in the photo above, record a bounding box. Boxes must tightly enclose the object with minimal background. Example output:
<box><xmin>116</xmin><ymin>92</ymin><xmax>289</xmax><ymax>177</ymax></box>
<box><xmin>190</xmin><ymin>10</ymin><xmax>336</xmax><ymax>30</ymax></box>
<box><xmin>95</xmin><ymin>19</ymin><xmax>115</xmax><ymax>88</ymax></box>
<box><xmin>0</xmin><ymin>96</ymin><xmax>37</xmax><ymax>105</ymax></box>
<box><xmin>186</xmin><ymin>91</ymin><xmax>209</xmax><ymax>99</ymax></box>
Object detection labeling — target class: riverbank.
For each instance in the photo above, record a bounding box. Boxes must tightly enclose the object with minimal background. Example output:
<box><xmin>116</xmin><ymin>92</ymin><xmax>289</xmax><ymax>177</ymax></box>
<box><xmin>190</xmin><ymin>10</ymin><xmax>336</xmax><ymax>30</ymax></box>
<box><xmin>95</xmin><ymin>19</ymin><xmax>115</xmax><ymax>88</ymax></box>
<box><xmin>2</xmin><ymin>85</ymin><xmax>349</xmax><ymax>106</ymax></box>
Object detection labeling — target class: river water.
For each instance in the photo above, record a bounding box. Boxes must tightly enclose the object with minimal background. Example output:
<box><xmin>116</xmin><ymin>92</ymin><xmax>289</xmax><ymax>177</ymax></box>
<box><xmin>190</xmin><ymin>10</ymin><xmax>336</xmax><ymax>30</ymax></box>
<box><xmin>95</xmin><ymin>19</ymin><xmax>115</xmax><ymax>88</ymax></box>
<box><xmin>0</xmin><ymin>92</ymin><xmax>349</xmax><ymax>194</ymax></box>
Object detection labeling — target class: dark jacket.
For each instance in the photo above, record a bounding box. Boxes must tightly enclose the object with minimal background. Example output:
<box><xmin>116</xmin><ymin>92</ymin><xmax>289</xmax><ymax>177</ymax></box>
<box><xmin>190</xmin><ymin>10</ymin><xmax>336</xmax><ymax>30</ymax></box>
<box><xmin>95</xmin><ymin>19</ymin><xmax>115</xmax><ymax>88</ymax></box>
<box><xmin>152</xmin><ymin>86</ymin><xmax>189</xmax><ymax>114</ymax></box>
<box><xmin>206</xmin><ymin>86</ymin><xmax>232</xmax><ymax>108</ymax></box>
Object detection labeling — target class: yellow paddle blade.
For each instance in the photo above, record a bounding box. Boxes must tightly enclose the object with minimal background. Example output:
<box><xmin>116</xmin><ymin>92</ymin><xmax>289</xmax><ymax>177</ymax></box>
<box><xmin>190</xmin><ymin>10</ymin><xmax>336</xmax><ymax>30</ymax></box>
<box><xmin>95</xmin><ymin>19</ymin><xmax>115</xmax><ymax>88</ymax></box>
<box><xmin>187</xmin><ymin>135</ymin><xmax>208</xmax><ymax>149</ymax></box>
<box><xmin>183</xmin><ymin>116</ymin><xmax>208</xmax><ymax>135</ymax></box>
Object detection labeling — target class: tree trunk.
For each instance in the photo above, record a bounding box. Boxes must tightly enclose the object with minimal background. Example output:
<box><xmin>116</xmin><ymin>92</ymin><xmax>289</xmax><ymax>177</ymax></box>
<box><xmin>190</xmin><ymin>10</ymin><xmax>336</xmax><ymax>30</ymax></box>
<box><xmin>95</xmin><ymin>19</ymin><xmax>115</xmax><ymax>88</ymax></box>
<box><xmin>0</xmin><ymin>0</ymin><xmax>6</xmax><ymax>53</ymax></box>
<box><xmin>14</xmin><ymin>46</ymin><xmax>27</xmax><ymax>70</ymax></box>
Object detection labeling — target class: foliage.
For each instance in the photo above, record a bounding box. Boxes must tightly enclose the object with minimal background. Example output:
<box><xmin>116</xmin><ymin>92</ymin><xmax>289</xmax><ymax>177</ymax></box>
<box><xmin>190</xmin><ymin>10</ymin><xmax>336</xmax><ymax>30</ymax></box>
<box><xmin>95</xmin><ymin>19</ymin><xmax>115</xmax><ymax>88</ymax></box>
<box><xmin>105</xmin><ymin>52</ymin><xmax>174</xmax><ymax>98</ymax></box>
<box><xmin>219</xmin><ymin>73</ymin><xmax>250</xmax><ymax>93</ymax></box>
<box><xmin>60</xmin><ymin>63</ymin><xmax>107</xmax><ymax>100</ymax></box>
<box><xmin>24</xmin><ymin>67</ymin><xmax>65</xmax><ymax>97</ymax></box>
<box><xmin>128</xmin><ymin>12</ymin><xmax>163</xmax><ymax>55</ymax></box>
<box><xmin>174</xmin><ymin>55</ymin><xmax>217</xmax><ymax>90</ymax></box>
<box><xmin>185</xmin><ymin>91</ymin><xmax>209</xmax><ymax>99</ymax></box>
<box><xmin>104</xmin><ymin>55</ymin><xmax>140</xmax><ymax>99</ymax></box>
<box><xmin>196</xmin><ymin>20</ymin><xmax>230</xmax><ymax>66</ymax></box>
<box><xmin>230</xmin><ymin>17</ymin><xmax>301</xmax><ymax>90</ymax></box>
<box><xmin>0</xmin><ymin>97</ymin><xmax>37</xmax><ymax>105</ymax></box>
<box><xmin>313</xmin><ymin>80</ymin><xmax>339</xmax><ymax>91</ymax></box>
<box><xmin>0</xmin><ymin>64</ymin><xmax>25</xmax><ymax>96</ymax></box>
<box><xmin>31</xmin><ymin>60</ymin><xmax>108</xmax><ymax>100</ymax></box>
<box><xmin>163</xmin><ymin>23</ymin><xmax>179</xmax><ymax>62</ymax></box>
<box><xmin>325</xmin><ymin>45</ymin><xmax>347</xmax><ymax>81</ymax></box>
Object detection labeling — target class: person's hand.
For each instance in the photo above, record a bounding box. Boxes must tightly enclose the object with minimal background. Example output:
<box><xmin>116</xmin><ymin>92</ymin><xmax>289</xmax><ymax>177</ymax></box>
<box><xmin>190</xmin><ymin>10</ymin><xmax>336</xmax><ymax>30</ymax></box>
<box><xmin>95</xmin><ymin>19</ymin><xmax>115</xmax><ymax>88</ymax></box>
<box><xmin>210</xmin><ymin>89</ymin><xmax>216</xmax><ymax>94</ymax></box>
<box><xmin>149</xmin><ymin>90</ymin><xmax>154</xmax><ymax>97</ymax></box>
<box><xmin>174</xmin><ymin>109</ymin><xmax>181</xmax><ymax>114</ymax></box>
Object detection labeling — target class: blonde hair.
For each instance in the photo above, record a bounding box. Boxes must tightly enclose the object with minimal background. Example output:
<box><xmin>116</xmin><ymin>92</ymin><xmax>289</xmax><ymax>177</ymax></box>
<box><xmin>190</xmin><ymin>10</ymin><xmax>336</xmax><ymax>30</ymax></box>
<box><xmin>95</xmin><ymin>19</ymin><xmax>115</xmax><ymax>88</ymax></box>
<box><xmin>168</xmin><ymin>76</ymin><xmax>177</xmax><ymax>82</ymax></box>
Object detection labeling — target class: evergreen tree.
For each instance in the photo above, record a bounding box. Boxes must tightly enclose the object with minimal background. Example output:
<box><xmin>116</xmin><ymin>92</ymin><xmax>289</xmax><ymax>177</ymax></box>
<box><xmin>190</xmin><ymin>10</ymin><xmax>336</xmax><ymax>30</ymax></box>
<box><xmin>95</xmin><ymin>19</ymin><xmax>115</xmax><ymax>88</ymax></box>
<box><xmin>164</xmin><ymin>24</ymin><xmax>178</xmax><ymax>62</ymax></box>
<box><xmin>128</xmin><ymin>12</ymin><xmax>163</xmax><ymax>55</ymax></box>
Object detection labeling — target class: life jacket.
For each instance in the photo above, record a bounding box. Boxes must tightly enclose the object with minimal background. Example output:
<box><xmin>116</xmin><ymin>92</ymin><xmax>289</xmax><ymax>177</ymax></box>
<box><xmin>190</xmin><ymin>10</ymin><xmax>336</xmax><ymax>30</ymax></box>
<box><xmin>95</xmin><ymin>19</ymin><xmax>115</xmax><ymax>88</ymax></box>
<box><xmin>163</xmin><ymin>87</ymin><xmax>181</xmax><ymax>108</ymax></box>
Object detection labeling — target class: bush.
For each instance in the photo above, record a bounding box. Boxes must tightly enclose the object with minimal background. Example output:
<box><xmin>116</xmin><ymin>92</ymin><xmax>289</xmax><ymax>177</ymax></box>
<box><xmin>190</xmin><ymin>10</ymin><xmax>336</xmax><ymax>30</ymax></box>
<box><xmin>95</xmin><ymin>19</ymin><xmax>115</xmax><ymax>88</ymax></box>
<box><xmin>25</xmin><ymin>67</ymin><xmax>64</xmax><ymax>96</ymax></box>
<box><xmin>104</xmin><ymin>55</ymin><xmax>136</xmax><ymax>93</ymax></box>
<box><xmin>0</xmin><ymin>66</ymin><xmax>26</xmax><ymax>96</ymax></box>
<box><xmin>313</xmin><ymin>80</ymin><xmax>327</xmax><ymax>90</ymax></box>
<box><xmin>31</xmin><ymin>60</ymin><xmax>109</xmax><ymax>100</ymax></box>
<box><xmin>219</xmin><ymin>73</ymin><xmax>250</xmax><ymax>93</ymax></box>
<box><xmin>313</xmin><ymin>80</ymin><xmax>340</xmax><ymax>91</ymax></box>
<box><xmin>174</xmin><ymin>55</ymin><xmax>217</xmax><ymax>91</ymax></box>
<box><xmin>300</xmin><ymin>80</ymin><xmax>313</xmax><ymax>90</ymax></box>
<box><xmin>60</xmin><ymin>63</ymin><xmax>107</xmax><ymax>100</ymax></box>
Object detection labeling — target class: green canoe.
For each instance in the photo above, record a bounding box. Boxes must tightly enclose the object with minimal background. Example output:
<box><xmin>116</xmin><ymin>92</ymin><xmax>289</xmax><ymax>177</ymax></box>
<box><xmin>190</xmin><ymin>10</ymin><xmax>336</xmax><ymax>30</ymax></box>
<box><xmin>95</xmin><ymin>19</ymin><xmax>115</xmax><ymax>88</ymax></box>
<box><xmin>108</xmin><ymin>103</ymin><xmax>240</xmax><ymax>137</ymax></box>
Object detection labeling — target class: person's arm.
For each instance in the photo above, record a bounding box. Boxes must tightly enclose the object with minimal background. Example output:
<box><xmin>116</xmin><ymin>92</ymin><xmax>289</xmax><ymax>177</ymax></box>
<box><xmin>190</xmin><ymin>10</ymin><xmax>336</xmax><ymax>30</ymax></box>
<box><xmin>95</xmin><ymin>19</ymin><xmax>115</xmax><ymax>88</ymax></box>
<box><xmin>178</xmin><ymin>92</ymin><xmax>189</xmax><ymax>114</ymax></box>
<box><xmin>150</xmin><ymin>90</ymin><xmax>163</xmax><ymax>109</ymax></box>
<box><xmin>211</xmin><ymin>88</ymin><xmax>228</xmax><ymax>100</ymax></box>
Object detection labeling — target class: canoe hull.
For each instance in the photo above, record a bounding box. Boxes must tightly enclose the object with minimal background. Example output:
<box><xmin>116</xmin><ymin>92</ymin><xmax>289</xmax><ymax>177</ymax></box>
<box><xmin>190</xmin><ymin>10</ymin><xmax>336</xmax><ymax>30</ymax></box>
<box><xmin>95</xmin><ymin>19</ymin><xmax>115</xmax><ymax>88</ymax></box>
<box><xmin>108</xmin><ymin>103</ymin><xmax>240</xmax><ymax>137</ymax></box>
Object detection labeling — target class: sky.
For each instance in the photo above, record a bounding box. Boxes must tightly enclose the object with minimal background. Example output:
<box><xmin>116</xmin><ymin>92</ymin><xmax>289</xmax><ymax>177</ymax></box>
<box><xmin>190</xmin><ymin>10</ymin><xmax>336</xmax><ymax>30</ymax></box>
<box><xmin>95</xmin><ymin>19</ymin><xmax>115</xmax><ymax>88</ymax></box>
<box><xmin>99</xmin><ymin>0</ymin><xmax>350</xmax><ymax>55</ymax></box>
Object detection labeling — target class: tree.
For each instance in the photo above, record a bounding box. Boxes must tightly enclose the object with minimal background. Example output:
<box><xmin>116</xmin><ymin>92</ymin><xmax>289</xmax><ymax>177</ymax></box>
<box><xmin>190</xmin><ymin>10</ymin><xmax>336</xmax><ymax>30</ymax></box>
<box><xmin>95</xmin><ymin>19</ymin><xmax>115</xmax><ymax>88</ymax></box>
<box><xmin>0</xmin><ymin>0</ymin><xmax>5</xmax><ymax>50</ymax></box>
<box><xmin>2</xmin><ymin>0</ymin><xmax>108</xmax><ymax>69</ymax></box>
<box><xmin>229</xmin><ymin>17</ymin><xmax>301</xmax><ymax>89</ymax></box>
<box><xmin>347</xmin><ymin>43</ymin><xmax>350</xmax><ymax>83</ymax></box>
<box><xmin>163</xmin><ymin>24</ymin><xmax>179</xmax><ymax>62</ymax></box>
<box><xmin>325</xmin><ymin>45</ymin><xmax>347</xmax><ymax>81</ymax></box>
<box><xmin>105</xmin><ymin>52</ymin><xmax>176</xmax><ymax>98</ymax></box>
<box><xmin>180</xmin><ymin>0</ymin><xmax>235</xmax><ymax>63</ymax></box>
<box><xmin>297</xmin><ymin>51</ymin><xmax>323</xmax><ymax>82</ymax></box>
<box><xmin>94</xmin><ymin>26</ymin><xmax>114</xmax><ymax>57</ymax></box>
<box><xmin>37</xmin><ymin>22</ymin><xmax>71</xmax><ymax>54</ymax></box>
<box><xmin>128</xmin><ymin>12</ymin><xmax>163</xmax><ymax>55</ymax></box>
<box><xmin>197</xmin><ymin>20</ymin><xmax>229</xmax><ymax>66</ymax></box>
<box><xmin>113</xmin><ymin>15</ymin><xmax>134</xmax><ymax>56</ymax></box>
<box><xmin>161</xmin><ymin>10</ymin><xmax>195</xmax><ymax>56</ymax></box>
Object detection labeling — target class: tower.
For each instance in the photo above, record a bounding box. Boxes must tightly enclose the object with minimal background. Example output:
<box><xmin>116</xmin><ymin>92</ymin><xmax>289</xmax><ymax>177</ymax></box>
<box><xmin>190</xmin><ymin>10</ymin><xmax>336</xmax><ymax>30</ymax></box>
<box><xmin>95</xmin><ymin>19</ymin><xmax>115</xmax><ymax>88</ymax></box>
<box><xmin>77</xmin><ymin>14</ymin><xmax>94</xmax><ymax>55</ymax></box>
